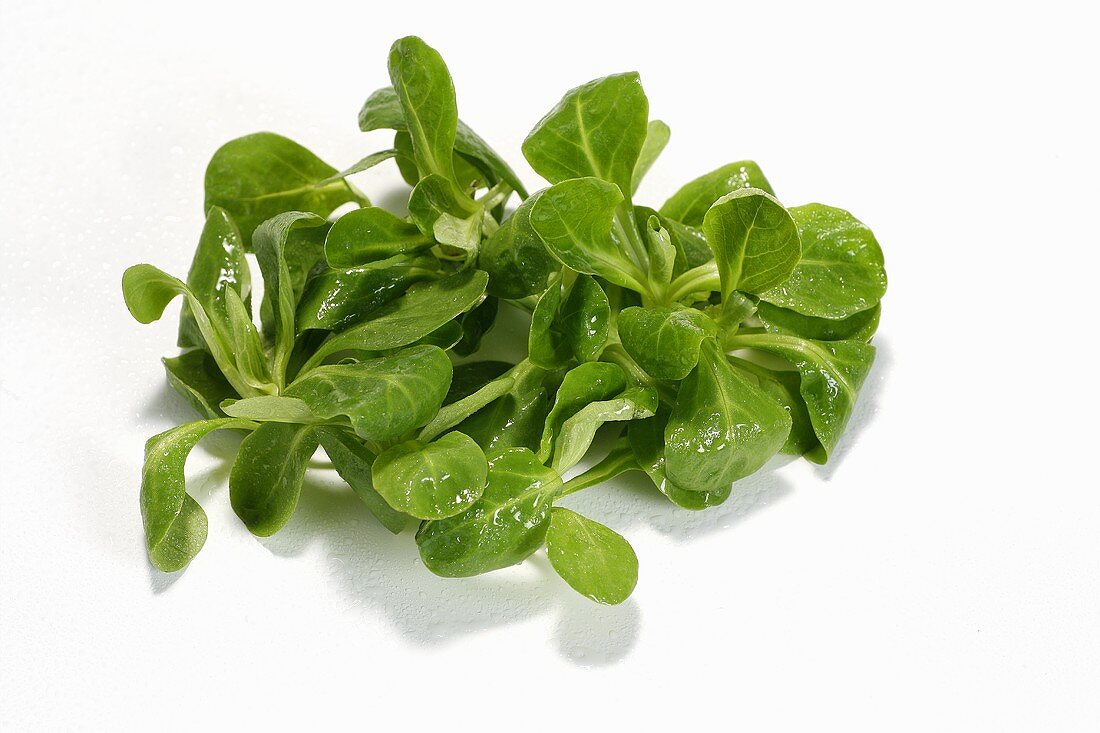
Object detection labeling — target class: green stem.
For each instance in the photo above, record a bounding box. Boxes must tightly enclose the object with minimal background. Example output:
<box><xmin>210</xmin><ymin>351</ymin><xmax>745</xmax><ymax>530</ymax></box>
<box><xmin>666</xmin><ymin>261</ymin><xmax>719</xmax><ymax>303</ymax></box>
<box><xmin>556</xmin><ymin>438</ymin><xmax>638</xmax><ymax>499</ymax></box>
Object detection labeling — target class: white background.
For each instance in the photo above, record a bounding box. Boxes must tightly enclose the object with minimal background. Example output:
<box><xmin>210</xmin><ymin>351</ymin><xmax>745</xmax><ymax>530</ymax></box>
<box><xmin>2</xmin><ymin>1</ymin><xmax>1097</xmax><ymax>729</ymax></box>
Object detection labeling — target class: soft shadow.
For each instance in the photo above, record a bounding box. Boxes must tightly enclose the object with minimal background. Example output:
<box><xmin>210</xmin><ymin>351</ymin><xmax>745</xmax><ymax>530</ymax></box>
<box><xmin>251</xmin><ymin>469</ymin><xmax>641</xmax><ymax>662</ymax></box>
<box><xmin>149</xmin><ymin>563</ymin><xmax>185</xmax><ymax>594</ymax></box>
<box><xmin>813</xmin><ymin>336</ymin><xmax>893</xmax><ymax>481</ymax></box>
<box><xmin>372</xmin><ymin>187</ymin><xmax>412</xmax><ymax>218</ymax></box>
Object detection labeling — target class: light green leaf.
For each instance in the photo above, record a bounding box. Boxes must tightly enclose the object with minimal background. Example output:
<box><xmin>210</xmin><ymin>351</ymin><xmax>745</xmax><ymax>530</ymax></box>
<box><xmin>221</xmin><ymin>395</ymin><xmax>324</xmax><ymax>424</ymax></box>
<box><xmin>420</xmin><ymin>372</ymin><xmax>515</xmax><ymax>443</ymax></box>
<box><xmin>387</xmin><ymin>36</ymin><xmax>458</xmax><ymax>182</ymax></box>
<box><xmin>628</xmin><ymin>411</ymin><xmax>731</xmax><ymax>509</ymax></box>
<box><xmin>324</xmin><ymin>206</ymin><xmax>433</xmax><ymax>268</ymax></box>
<box><xmin>372</xmin><ymin>432</ymin><xmax>487</xmax><ymax>520</ymax></box>
<box><xmin>178</xmin><ymin>206</ymin><xmax>249</xmax><ymax>350</ymax></box>
<box><xmin>756</xmin><ymin>300</ymin><xmax>881</xmax><ymax>342</ymax></box>
<box><xmin>552</xmin><ymin>386</ymin><xmax>657</xmax><ymax>473</ymax></box>
<box><xmin>162</xmin><ymin>350</ymin><xmax>239</xmax><ymax>420</ymax></box>
<box><xmin>230</xmin><ymin>422</ymin><xmax>318</xmax><ymax>536</ymax></box>
<box><xmin>631</xmin><ymin>119</ymin><xmax>670</xmax><ymax>195</ymax></box>
<box><xmin>758</xmin><ymin>204</ymin><xmax>887</xmax><ymax>319</ymax></box>
<box><xmin>547</xmin><ymin>507</ymin><xmax>638</xmax><ymax>605</ymax></box>
<box><xmin>618</xmin><ymin>306</ymin><xmax>718</xmax><ymax>380</ymax></box>
<box><xmin>660</xmin><ymin>161</ymin><xmax>774</xmax><ymax>227</ymax></box>
<box><xmin>538</xmin><ymin>362</ymin><xmax>627</xmax><ymax>463</ymax></box>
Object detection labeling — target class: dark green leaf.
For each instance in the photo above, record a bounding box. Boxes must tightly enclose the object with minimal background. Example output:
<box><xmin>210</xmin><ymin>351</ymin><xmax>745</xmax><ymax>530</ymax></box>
<box><xmin>299</xmin><ymin>269</ymin><xmax>487</xmax><ymax>371</ymax></box>
<box><xmin>453</xmin><ymin>295</ymin><xmax>498</xmax><ymax>357</ymax></box>
<box><xmin>416</xmin><ymin>448</ymin><xmax>561</xmax><ymax>577</ymax></box>
<box><xmin>296</xmin><ymin>257</ymin><xmax>437</xmax><ymax>333</ymax></box>
<box><xmin>316</xmin><ymin>427</ymin><xmax>408</xmax><ymax>534</ymax></box>
<box><xmin>287</xmin><ymin>345</ymin><xmax>451</xmax><ymax>444</ymax></box>
<box><xmin>479</xmin><ymin>193</ymin><xmax>558</xmax><ymax>299</ymax></box>
<box><xmin>456</xmin><ymin>361</ymin><xmax>555</xmax><ymax>453</ymax></box>
<box><xmin>559</xmin><ymin>275</ymin><xmax>610</xmax><ymax>362</ymax></box>
<box><xmin>162</xmin><ymin>350</ymin><xmax>238</xmax><ymax>420</ymax></box>
<box><xmin>372</xmin><ymin>432</ymin><xmax>488</xmax><ymax>519</ymax></box>
<box><xmin>230</xmin><ymin>422</ymin><xmax>319</xmax><ymax>536</ymax></box>
<box><xmin>660</xmin><ymin>161</ymin><xmax>774</xmax><ymax>227</ymax></box>
<box><xmin>178</xmin><ymin>206</ymin><xmax>249</xmax><ymax>350</ymax></box>
<box><xmin>387</xmin><ymin>36</ymin><xmax>458</xmax><ymax>181</ymax></box>
<box><xmin>758</xmin><ymin>204</ymin><xmax>887</xmax><ymax>319</ymax></box>
<box><xmin>444</xmin><ymin>361</ymin><xmax>514</xmax><ymax>405</ymax></box>
<box><xmin>204</xmin><ymin>132</ymin><xmax>365</xmax><ymax>242</ymax></box>
<box><xmin>546</xmin><ymin>507</ymin><xmax>638</xmax><ymax>605</ymax></box>
<box><xmin>528</xmin><ymin>277</ymin><xmax>571</xmax><ymax>369</ymax></box>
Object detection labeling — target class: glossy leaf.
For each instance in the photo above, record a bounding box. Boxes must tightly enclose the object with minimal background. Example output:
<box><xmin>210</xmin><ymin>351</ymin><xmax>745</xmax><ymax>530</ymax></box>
<box><xmin>178</xmin><ymin>206</ymin><xmax>249</xmax><ymax>350</ymax></box>
<box><xmin>296</xmin><ymin>257</ymin><xmax>437</xmax><ymax>333</ymax></box>
<box><xmin>453</xmin><ymin>295</ymin><xmax>498</xmax><ymax>357</ymax></box>
<box><xmin>416</xmin><ymin>448</ymin><xmax>561</xmax><ymax>577</ymax></box>
<box><xmin>286</xmin><ymin>345</ymin><xmax>451</xmax><ymax>444</ymax></box>
<box><xmin>529</xmin><ymin>277</ymin><xmax>571</xmax><ymax>369</ymax></box>
<box><xmin>559</xmin><ymin>275</ymin><xmax>609</xmax><ymax>362</ymax></box>
<box><xmin>407</xmin><ymin>174</ymin><xmax>481</xmax><ymax>251</ymax></box>
<box><xmin>756</xmin><ymin>301</ymin><xmax>881</xmax><ymax>342</ymax></box>
<box><xmin>372</xmin><ymin>432</ymin><xmax>488</xmax><ymax>520</ymax></box>
<box><xmin>204</xmin><ymin>132</ymin><xmax>365</xmax><ymax>242</ymax></box>
<box><xmin>546</xmin><ymin>507</ymin><xmax>638</xmax><ymax>605</ymax></box>
<box><xmin>479</xmin><ymin>192</ymin><xmax>558</xmax><ymax>299</ymax></box>
<box><xmin>529</xmin><ymin>177</ymin><xmax>646</xmax><ymax>291</ymax></box>
<box><xmin>628</xmin><ymin>411</ymin><xmax>731</xmax><ymax>509</ymax></box>
<box><xmin>141</xmin><ymin>418</ymin><xmax>255</xmax><ymax>571</ymax></box>
<box><xmin>230</xmin><ymin>422</ymin><xmax>319</xmax><ymax>536</ymax></box>
<box><xmin>631</xmin><ymin>119</ymin><xmax>670</xmax><ymax>194</ymax></box>
<box><xmin>420</xmin><ymin>372</ymin><xmax>515</xmax><ymax>442</ymax></box>
<box><xmin>300</xmin><ymin>269</ymin><xmax>487</xmax><ymax>371</ymax></box>
<box><xmin>758</xmin><ymin>204</ymin><xmax>887</xmax><ymax>319</ymax></box>
<box><xmin>618</xmin><ymin>306</ymin><xmax>718</xmax><ymax>380</ymax></box>
<box><xmin>162</xmin><ymin>350</ymin><xmax>238</xmax><ymax>420</ymax></box>
<box><xmin>660</xmin><ymin>161</ymin><xmax>774</xmax><ymax>227</ymax></box>
<box><xmin>359</xmin><ymin>86</ymin><xmax>528</xmax><ymax>197</ymax></box>
<box><xmin>522</xmin><ymin>72</ymin><xmax>649</xmax><ymax>195</ymax></box>
<box><xmin>316</xmin><ymin>427</ymin><xmax>408</xmax><ymax>534</ymax></box>
<box><xmin>444</xmin><ymin>361</ymin><xmax>514</xmax><ymax>405</ymax></box>
<box><xmin>221</xmin><ymin>396</ymin><xmax>323</xmax><ymax>424</ymax></box>
<box><xmin>324</xmin><ymin>206</ymin><xmax>433</xmax><ymax>268</ymax></box>
<box><xmin>457</xmin><ymin>361</ymin><xmax>555</xmax><ymax>453</ymax></box>
<box><xmin>223</xmin><ymin>287</ymin><xmax>272</xmax><ymax>390</ymax></box>
<box><xmin>538</xmin><ymin>362</ymin><xmax>627</xmax><ymax>462</ymax></box>
<box><xmin>701</xmin><ymin>187</ymin><xmax>801</xmax><ymax>298</ymax></box>
<box><xmin>728</xmin><ymin>358</ymin><xmax>819</xmax><ymax>458</ymax></box>
<box><xmin>387</xmin><ymin>36</ymin><xmax>458</xmax><ymax>182</ymax></box>
<box><xmin>731</xmin><ymin>333</ymin><xmax>876</xmax><ymax>462</ymax></box>
<box><xmin>664</xmin><ymin>339</ymin><xmax>791</xmax><ymax>492</ymax></box>
<box><xmin>552</xmin><ymin>386</ymin><xmax>658</xmax><ymax>473</ymax></box>
<box><xmin>252</xmin><ymin>212</ymin><xmax>329</xmax><ymax>384</ymax></box>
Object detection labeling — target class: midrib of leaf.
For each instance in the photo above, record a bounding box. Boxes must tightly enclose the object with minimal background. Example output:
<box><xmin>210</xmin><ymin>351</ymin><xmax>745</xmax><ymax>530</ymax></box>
<box><xmin>735</xmin><ymin>333</ymin><xmax>857</xmax><ymax>397</ymax></box>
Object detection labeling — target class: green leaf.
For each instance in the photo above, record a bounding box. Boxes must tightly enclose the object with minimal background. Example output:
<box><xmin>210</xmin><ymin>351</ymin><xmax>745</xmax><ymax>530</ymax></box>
<box><xmin>316</xmin><ymin>427</ymin><xmax>408</xmax><ymax>534</ymax></box>
<box><xmin>730</xmin><ymin>333</ymin><xmax>875</xmax><ymax>462</ymax></box>
<box><xmin>522</xmin><ymin>72</ymin><xmax>649</xmax><ymax>196</ymax></box>
<box><xmin>360</xmin><ymin>87</ymin><xmax>528</xmax><ymax>197</ymax></box>
<box><xmin>479</xmin><ymin>192</ymin><xmax>558</xmax><ymax>299</ymax></box>
<box><xmin>552</xmin><ymin>386</ymin><xmax>657</xmax><ymax>473</ymax></box>
<box><xmin>664</xmin><ymin>339</ymin><xmax>791</xmax><ymax>492</ymax></box>
<box><xmin>162</xmin><ymin>350</ymin><xmax>238</xmax><ymax>420</ymax></box>
<box><xmin>299</xmin><ymin>269</ymin><xmax>487</xmax><ymax>371</ymax></box>
<box><xmin>643</xmin><ymin>215</ymin><xmax>677</xmax><ymax>287</ymax></box>
<box><xmin>372</xmin><ymin>432</ymin><xmax>488</xmax><ymax>520</ymax></box>
<box><xmin>660</xmin><ymin>161</ymin><xmax>774</xmax><ymax>227</ymax></box>
<box><xmin>452</xmin><ymin>295</ymin><xmax>498</xmax><ymax>357</ymax></box>
<box><xmin>230</xmin><ymin>422</ymin><xmax>319</xmax><ymax>536</ymax></box>
<box><xmin>221</xmin><ymin>395</ymin><xmax>323</xmax><ymax>424</ymax></box>
<box><xmin>444</xmin><ymin>361</ymin><xmax>514</xmax><ymax>405</ymax></box>
<box><xmin>204</xmin><ymin>132</ymin><xmax>365</xmax><ymax>242</ymax></box>
<box><xmin>559</xmin><ymin>275</ymin><xmax>610</xmax><ymax>362</ymax></box>
<box><xmin>628</xmin><ymin>410</ymin><xmax>731</xmax><ymax>509</ymax></box>
<box><xmin>416</xmin><ymin>448</ymin><xmax>562</xmax><ymax>577</ymax></box>
<box><xmin>387</xmin><ymin>36</ymin><xmax>458</xmax><ymax>182</ymax></box>
<box><xmin>631</xmin><ymin>119</ymin><xmax>670</xmax><ymax>194</ymax></box>
<box><xmin>286</xmin><ymin>345</ymin><xmax>451</xmax><ymax>444</ymax></box>
<box><xmin>756</xmin><ymin>301</ymin><xmax>881</xmax><ymax>342</ymax></box>
<box><xmin>322</xmin><ymin>149</ymin><xmax>398</xmax><ymax>183</ymax></box>
<box><xmin>420</xmin><ymin>372</ymin><xmax>515</xmax><ymax>443</ymax></box>
<box><xmin>618</xmin><ymin>306</ymin><xmax>718</xmax><ymax>380</ymax></box>
<box><xmin>546</xmin><ymin>507</ymin><xmax>638</xmax><ymax>605</ymax></box>
<box><xmin>529</xmin><ymin>177</ymin><xmax>646</xmax><ymax>291</ymax></box>
<box><xmin>142</xmin><ymin>418</ymin><xmax>255</xmax><ymax>571</ymax></box>
<box><xmin>538</xmin><ymin>362</ymin><xmax>627</xmax><ymax>463</ymax></box>
<box><xmin>456</xmin><ymin>361</ymin><xmax>555</xmax><ymax>453</ymax></box>
<box><xmin>252</xmin><ymin>212</ymin><xmax>330</xmax><ymax>385</ymax></box>
<box><xmin>223</xmin><ymin>287</ymin><xmax>272</xmax><ymax>390</ymax></box>
<box><xmin>324</xmin><ymin>207</ymin><xmax>433</xmax><ymax>268</ymax></box>
<box><xmin>296</xmin><ymin>257</ymin><xmax>437</xmax><ymax>333</ymax></box>
<box><xmin>728</xmin><ymin>358</ymin><xmax>819</xmax><ymax>458</ymax></box>
<box><xmin>178</xmin><ymin>206</ymin><xmax>249</xmax><ymax>350</ymax></box>
<box><xmin>758</xmin><ymin>204</ymin><xmax>887</xmax><ymax>319</ymax></box>
<box><xmin>407</xmin><ymin>174</ymin><xmax>482</xmax><ymax>252</ymax></box>
<box><xmin>529</xmin><ymin>277</ymin><xmax>572</xmax><ymax>369</ymax></box>
<box><xmin>415</xmin><ymin>320</ymin><xmax>464</xmax><ymax>350</ymax></box>
<box><xmin>701</xmin><ymin>187</ymin><xmax>801</xmax><ymax>298</ymax></box>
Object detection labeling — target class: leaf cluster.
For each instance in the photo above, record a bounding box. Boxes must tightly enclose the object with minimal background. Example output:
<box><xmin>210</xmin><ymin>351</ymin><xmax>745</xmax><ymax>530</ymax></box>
<box><xmin>123</xmin><ymin>36</ymin><xmax>886</xmax><ymax>604</ymax></box>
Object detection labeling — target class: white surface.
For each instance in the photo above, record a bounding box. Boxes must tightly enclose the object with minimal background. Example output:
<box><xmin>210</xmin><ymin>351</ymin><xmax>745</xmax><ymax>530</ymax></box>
<box><xmin>2</xmin><ymin>1</ymin><xmax>1098</xmax><ymax>729</ymax></box>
